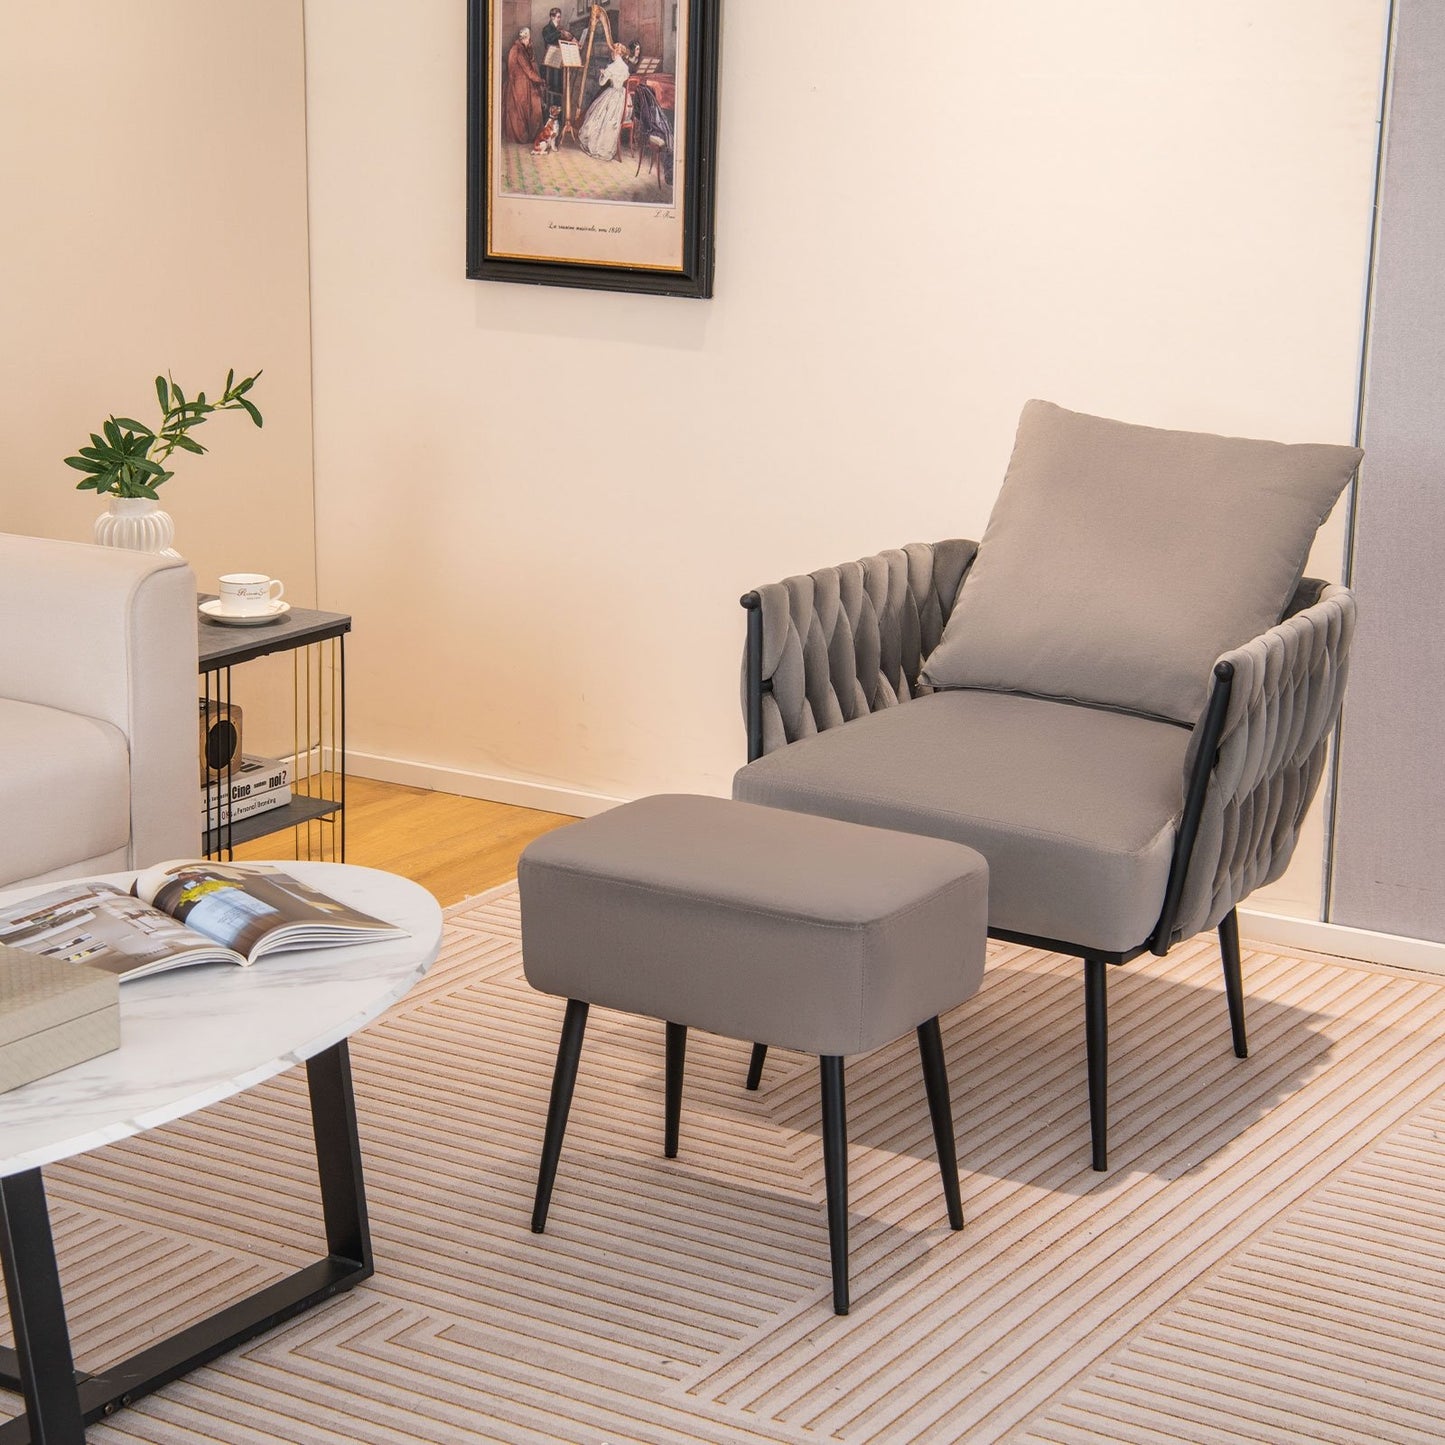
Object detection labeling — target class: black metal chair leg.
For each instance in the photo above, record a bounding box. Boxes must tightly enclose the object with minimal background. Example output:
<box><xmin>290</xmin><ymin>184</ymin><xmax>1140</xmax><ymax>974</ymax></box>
<box><xmin>665</xmin><ymin>1022</ymin><xmax>686</xmax><ymax>1158</ymax></box>
<box><xmin>1085</xmin><ymin>958</ymin><xmax>1108</xmax><ymax>1171</ymax></box>
<box><xmin>532</xmin><ymin>999</ymin><xmax>589</xmax><ymax>1233</ymax></box>
<box><xmin>745</xmin><ymin>1042</ymin><xmax>768</xmax><ymax>1091</ymax></box>
<box><xmin>916</xmin><ymin>1018</ymin><xmax>964</xmax><ymax>1230</ymax></box>
<box><xmin>0</xmin><ymin>1169</ymin><xmax>86</xmax><ymax>1444</ymax></box>
<box><xmin>1218</xmin><ymin>908</ymin><xmax>1249</xmax><ymax>1058</ymax></box>
<box><xmin>819</xmin><ymin>1055</ymin><xmax>849</xmax><ymax>1315</ymax></box>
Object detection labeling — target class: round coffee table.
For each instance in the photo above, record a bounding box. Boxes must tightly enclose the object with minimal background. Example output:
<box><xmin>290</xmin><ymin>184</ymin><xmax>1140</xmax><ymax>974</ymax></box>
<box><xmin>0</xmin><ymin>863</ymin><xmax>443</xmax><ymax>1444</ymax></box>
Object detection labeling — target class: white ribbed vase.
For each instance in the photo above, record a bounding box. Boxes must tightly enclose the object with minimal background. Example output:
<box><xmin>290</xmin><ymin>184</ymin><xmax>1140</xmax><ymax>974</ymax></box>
<box><xmin>93</xmin><ymin>497</ymin><xmax>178</xmax><ymax>555</ymax></box>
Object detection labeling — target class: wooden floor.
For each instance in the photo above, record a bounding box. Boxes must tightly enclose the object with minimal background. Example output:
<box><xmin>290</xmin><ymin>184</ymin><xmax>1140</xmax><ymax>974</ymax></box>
<box><xmin>233</xmin><ymin>775</ymin><xmax>576</xmax><ymax>906</ymax></box>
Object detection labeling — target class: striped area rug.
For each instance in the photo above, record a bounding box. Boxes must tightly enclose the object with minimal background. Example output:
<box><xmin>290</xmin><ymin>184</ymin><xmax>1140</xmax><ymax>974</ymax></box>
<box><xmin>10</xmin><ymin>884</ymin><xmax>1445</xmax><ymax>1443</ymax></box>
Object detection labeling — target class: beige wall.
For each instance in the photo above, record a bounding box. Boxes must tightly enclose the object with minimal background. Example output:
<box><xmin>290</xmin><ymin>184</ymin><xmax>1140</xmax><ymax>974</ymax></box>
<box><xmin>0</xmin><ymin>2</ymin><xmax>316</xmax><ymax>621</ymax></box>
<box><xmin>303</xmin><ymin>0</ymin><xmax>1385</xmax><ymax>916</ymax></box>
<box><xmin>0</xmin><ymin>3</ymin><xmax>1387</xmax><ymax>918</ymax></box>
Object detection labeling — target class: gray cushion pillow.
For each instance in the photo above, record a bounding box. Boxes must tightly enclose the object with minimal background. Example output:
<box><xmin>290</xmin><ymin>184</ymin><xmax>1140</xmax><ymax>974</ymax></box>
<box><xmin>920</xmin><ymin>400</ymin><xmax>1361</xmax><ymax>724</ymax></box>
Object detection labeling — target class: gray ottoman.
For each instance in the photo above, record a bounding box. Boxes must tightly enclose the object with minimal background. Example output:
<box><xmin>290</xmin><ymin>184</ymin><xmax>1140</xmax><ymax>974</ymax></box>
<box><xmin>517</xmin><ymin>793</ymin><xmax>989</xmax><ymax>1314</ymax></box>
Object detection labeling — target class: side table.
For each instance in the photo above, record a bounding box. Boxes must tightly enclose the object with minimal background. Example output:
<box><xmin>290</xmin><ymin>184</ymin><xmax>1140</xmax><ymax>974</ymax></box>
<box><xmin>0</xmin><ymin>863</ymin><xmax>441</xmax><ymax>1444</ymax></box>
<box><xmin>199</xmin><ymin>601</ymin><xmax>350</xmax><ymax>862</ymax></box>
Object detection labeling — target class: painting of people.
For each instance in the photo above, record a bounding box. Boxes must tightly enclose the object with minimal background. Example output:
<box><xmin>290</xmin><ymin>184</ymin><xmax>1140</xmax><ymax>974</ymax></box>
<box><xmin>492</xmin><ymin>2</ymin><xmax>680</xmax><ymax>207</ymax></box>
<box><xmin>468</xmin><ymin>0</ymin><xmax>717</xmax><ymax>296</ymax></box>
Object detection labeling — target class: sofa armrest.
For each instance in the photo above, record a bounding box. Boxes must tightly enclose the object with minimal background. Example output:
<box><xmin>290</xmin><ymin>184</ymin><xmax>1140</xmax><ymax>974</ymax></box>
<box><xmin>0</xmin><ymin>533</ymin><xmax>200</xmax><ymax>868</ymax></box>
<box><xmin>739</xmin><ymin>540</ymin><xmax>978</xmax><ymax>759</ymax></box>
<box><xmin>1160</xmin><ymin>580</ymin><xmax>1356</xmax><ymax>948</ymax></box>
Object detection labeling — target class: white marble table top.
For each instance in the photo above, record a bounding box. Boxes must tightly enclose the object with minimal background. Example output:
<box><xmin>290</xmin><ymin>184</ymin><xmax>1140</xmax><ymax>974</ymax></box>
<box><xmin>0</xmin><ymin>863</ymin><xmax>442</xmax><ymax>1177</ymax></box>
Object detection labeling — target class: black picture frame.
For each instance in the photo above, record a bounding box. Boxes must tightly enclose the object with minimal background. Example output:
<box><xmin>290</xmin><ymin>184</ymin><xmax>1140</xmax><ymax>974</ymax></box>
<box><xmin>467</xmin><ymin>2</ymin><xmax>719</xmax><ymax>299</ymax></box>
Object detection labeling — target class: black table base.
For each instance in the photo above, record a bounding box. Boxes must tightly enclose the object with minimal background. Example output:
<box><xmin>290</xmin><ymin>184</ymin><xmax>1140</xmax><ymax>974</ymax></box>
<box><xmin>0</xmin><ymin>1042</ymin><xmax>371</xmax><ymax>1444</ymax></box>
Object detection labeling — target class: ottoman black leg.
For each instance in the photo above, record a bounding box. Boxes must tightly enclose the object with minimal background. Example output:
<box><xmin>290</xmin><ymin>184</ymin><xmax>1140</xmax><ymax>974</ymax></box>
<box><xmin>916</xmin><ymin>1017</ymin><xmax>964</xmax><ymax>1231</ymax></box>
<box><xmin>1085</xmin><ymin>958</ymin><xmax>1108</xmax><ymax>1171</ymax></box>
<box><xmin>745</xmin><ymin>1042</ymin><xmax>768</xmax><ymax>1091</ymax></box>
<box><xmin>532</xmin><ymin>998</ymin><xmax>589</xmax><ymax>1233</ymax></box>
<box><xmin>819</xmin><ymin>1055</ymin><xmax>850</xmax><ymax>1315</ymax></box>
<box><xmin>665</xmin><ymin>1022</ymin><xmax>687</xmax><ymax>1158</ymax></box>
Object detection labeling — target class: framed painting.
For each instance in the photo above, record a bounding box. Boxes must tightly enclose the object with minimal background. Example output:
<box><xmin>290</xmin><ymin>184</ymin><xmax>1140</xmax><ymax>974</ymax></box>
<box><xmin>467</xmin><ymin>2</ymin><xmax>719</xmax><ymax>298</ymax></box>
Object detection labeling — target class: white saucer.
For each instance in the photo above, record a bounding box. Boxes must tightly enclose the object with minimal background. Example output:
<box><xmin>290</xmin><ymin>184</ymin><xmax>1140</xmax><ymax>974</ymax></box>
<box><xmin>199</xmin><ymin>598</ymin><xmax>291</xmax><ymax>626</ymax></box>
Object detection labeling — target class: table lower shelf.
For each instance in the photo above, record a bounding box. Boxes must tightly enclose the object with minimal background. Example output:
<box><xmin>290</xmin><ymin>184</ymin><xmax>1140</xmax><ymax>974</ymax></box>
<box><xmin>203</xmin><ymin>795</ymin><xmax>340</xmax><ymax>854</ymax></box>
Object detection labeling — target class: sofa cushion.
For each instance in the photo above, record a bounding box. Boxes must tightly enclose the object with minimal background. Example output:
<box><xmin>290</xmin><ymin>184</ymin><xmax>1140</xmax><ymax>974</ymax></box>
<box><xmin>733</xmin><ymin>690</ymin><xmax>1192</xmax><ymax>954</ymax></box>
<box><xmin>0</xmin><ymin>700</ymin><xmax>131</xmax><ymax>887</ymax></box>
<box><xmin>920</xmin><ymin>400</ymin><xmax>1362</xmax><ymax>724</ymax></box>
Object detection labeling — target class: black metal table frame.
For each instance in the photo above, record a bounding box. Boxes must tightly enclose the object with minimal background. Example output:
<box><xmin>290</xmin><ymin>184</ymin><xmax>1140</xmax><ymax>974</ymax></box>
<box><xmin>0</xmin><ymin>1041</ymin><xmax>370</xmax><ymax>1444</ymax></box>
<box><xmin>199</xmin><ymin>601</ymin><xmax>350</xmax><ymax>864</ymax></box>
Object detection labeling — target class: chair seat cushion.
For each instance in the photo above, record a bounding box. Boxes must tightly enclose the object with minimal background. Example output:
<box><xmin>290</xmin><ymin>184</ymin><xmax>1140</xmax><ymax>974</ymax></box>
<box><xmin>733</xmin><ymin>691</ymin><xmax>1192</xmax><ymax>954</ymax></box>
<box><xmin>0</xmin><ymin>700</ymin><xmax>131</xmax><ymax>887</ymax></box>
<box><xmin>518</xmin><ymin>794</ymin><xmax>988</xmax><ymax>1057</ymax></box>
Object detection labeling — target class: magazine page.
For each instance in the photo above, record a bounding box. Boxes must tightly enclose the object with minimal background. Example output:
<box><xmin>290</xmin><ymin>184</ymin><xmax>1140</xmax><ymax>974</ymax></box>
<box><xmin>133</xmin><ymin>861</ymin><xmax>406</xmax><ymax>963</ymax></box>
<box><xmin>0</xmin><ymin>882</ymin><xmax>238</xmax><ymax>980</ymax></box>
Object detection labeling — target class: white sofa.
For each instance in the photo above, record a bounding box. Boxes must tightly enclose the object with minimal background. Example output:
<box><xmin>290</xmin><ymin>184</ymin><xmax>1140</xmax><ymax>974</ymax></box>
<box><xmin>0</xmin><ymin>532</ymin><xmax>199</xmax><ymax>889</ymax></box>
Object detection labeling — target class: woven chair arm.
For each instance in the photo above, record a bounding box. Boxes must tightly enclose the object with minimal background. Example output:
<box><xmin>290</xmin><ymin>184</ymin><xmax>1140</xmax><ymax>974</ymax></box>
<box><xmin>1168</xmin><ymin>581</ymin><xmax>1357</xmax><ymax>944</ymax></box>
<box><xmin>741</xmin><ymin>540</ymin><xmax>978</xmax><ymax>757</ymax></box>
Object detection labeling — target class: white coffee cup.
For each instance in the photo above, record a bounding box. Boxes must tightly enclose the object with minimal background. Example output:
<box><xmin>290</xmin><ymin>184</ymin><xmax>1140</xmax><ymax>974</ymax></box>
<box><xmin>218</xmin><ymin>573</ymin><xmax>285</xmax><ymax>615</ymax></box>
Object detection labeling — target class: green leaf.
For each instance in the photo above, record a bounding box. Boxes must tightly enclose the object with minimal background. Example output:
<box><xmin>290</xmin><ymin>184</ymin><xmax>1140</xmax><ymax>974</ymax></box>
<box><xmin>111</xmin><ymin>417</ymin><xmax>154</xmax><ymax>437</ymax></box>
<box><xmin>172</xmin><ymin>434</ymin><xmax>206</xmax><ymax>454</ymax></box>
<box><xmin>225</xmin><ymin>368</ymin><xmax>235</xmax><ymax>394</ymax></box>
<box><xmin>103</xmin><ymin>417</ymin><xmax>122</xmax><ymax>447</ymax></box>
<box><xmin>156</xmin><ymin>376</ymin><xmax>169</xmax><ymax>412</ymax></box>
<box><xmin>64</xmin><ymin>456</ymin><xmax>106</xmax><ymax>472</ymax></box>
<box><xmin>237</xmin><ymin>397</ymin><xmax>263</xmax><ymax>427</ymax></box>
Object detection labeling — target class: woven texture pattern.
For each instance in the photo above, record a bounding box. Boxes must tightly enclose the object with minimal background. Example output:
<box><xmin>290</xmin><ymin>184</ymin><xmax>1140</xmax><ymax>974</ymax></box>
<box><xmin>748</xmin><ymin>541</ymin><xmax>977</xmax><ymax>756</ymax></box>
<box><xmin>744</xmin><ymin>549</ymin><xmax>1352</xmax><ymax>953</ymax></box>
<box><xmin>1176</xmin><ymin>582</ymin><xmax>1357</xmax><ymax>942</ymax></box>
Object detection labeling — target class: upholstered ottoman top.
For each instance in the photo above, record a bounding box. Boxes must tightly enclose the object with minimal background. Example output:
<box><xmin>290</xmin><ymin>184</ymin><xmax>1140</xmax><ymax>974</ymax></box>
<box><xmin>517</xmin><ymin>794</ymin><xmax>988</xmax><ymax>1057</ymax></box>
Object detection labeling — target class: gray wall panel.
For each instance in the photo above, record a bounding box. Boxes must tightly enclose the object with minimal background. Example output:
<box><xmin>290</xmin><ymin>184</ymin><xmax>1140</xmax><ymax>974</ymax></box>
<box><xmin>1332</xmin><ymin>0</ymin><xmax>1445</xmax><ymax>940</ymax></box>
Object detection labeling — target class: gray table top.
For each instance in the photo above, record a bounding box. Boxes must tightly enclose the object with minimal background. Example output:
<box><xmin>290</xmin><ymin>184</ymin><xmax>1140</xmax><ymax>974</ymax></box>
<box><xmin>198</xmin><ymin>596</ymin><xmax>351</xmax><ymax>671</ymax></box>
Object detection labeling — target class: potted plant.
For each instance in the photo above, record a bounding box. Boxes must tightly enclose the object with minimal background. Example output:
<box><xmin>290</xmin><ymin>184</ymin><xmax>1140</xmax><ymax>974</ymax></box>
<box><xmin>65</xmin><ymin>370</ymin><xmax>263</xmax><ymax>554</ymax></box>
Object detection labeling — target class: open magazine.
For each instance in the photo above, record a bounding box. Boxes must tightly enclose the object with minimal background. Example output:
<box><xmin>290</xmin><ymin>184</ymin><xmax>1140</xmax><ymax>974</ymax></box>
<box><xmin>0</xmin><ymin>861</ymin><xmax>406</xmax><ymax>982</ymax></box>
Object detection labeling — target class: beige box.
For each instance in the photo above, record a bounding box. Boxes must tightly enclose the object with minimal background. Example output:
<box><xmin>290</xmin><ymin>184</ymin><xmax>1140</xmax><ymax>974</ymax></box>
<box><xmin>0</xmin><ymin>942</ymin><xmax>120</xmax><ymax>1093</ymax></box>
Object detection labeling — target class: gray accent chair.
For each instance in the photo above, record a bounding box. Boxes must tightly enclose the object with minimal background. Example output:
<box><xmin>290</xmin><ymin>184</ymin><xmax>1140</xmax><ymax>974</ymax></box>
<box><xmin>733</xmin><ymin>401</ymin><xmax>1360</xmax><ymax>1170</ymax></box>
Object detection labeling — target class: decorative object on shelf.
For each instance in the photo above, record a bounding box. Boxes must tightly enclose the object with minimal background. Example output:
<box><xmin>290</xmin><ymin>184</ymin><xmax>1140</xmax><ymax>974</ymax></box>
<box><xmin>199</xmin><ymin>698</ymin><xmax>243</xmax><ymax>781</ymax></box>
<box><xmin>64</xmin><ymin>369</ymin><xmax>263</xmax><ymax>554</ymax></box>
<box><xmin>202</xmin><ymin>755</ymin><xmax>293</xmax><ymax>829</ymax></box>
<box><xmin>467</xmin><ymin>0</ymin><xmax>719</xmax><ymax>298</ymax></box>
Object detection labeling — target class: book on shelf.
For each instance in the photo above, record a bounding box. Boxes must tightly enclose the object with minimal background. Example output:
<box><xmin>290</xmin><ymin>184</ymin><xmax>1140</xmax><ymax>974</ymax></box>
<box><xmin>0</xmin><ymin>862</ymin><xmax>406</xmax><ymax>982</ymax></box>
<box><xmin>201</xmin><ymin>786</ymin><xmax>293</xmax><ymax>828</ymax></box>
<box><xmin>203</xmin><ymin>754</ymin><xmax>292</xmax><ymax>806</ymax></box>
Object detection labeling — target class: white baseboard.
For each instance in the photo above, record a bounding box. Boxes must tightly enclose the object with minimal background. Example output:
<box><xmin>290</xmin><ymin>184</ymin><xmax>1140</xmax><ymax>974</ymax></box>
<box><xmin>347</xmin><ymin>751</ymin><xmax>625</xmax><ymax>819</ymax></box>
<box><xmin>1239</xmin><ymin>908</ymin><xmax>1445</xmax><ymax>976</ymax></box>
